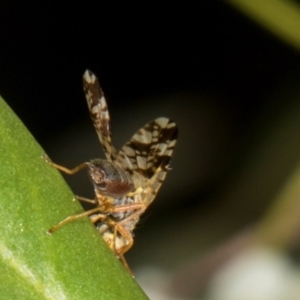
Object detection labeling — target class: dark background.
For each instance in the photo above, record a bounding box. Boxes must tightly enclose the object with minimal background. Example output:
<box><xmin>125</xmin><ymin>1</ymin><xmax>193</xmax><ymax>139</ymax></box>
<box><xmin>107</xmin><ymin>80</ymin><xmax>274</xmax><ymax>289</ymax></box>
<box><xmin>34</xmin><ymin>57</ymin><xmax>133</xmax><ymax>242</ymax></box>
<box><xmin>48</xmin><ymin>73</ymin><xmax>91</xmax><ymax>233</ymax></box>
<box><xmin>1</xmin><ymin>1</ymin><xmax>300</xmax><ymax>288</ymax></box>
<box><xmin>1</xmin><ymin>2</ymin><xmax>297</xmax><ymax>140</ymax></box>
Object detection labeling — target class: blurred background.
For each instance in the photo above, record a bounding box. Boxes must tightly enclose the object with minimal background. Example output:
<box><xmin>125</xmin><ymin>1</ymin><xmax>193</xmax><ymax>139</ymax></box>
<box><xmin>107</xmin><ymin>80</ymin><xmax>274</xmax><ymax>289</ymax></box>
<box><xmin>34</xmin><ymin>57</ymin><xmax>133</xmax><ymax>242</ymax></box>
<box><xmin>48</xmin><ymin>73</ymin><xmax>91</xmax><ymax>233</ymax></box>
<box><xmin>1</xmin><ymin>1</ymin><xmax>300</xmax><ymax>299</ymax></box>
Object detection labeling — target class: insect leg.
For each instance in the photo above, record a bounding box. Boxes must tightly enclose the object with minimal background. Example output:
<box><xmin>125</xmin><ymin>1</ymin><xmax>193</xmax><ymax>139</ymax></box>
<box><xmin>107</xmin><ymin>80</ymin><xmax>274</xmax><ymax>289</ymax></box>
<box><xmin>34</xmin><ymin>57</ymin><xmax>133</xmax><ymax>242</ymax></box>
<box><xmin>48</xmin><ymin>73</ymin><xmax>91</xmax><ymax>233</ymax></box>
<box><xmin>114</xmin><ymin>208</ymin><xmax>146</xmax><ymax>256</ymax></box>
<box><xmin>89</xmin><ymin>213</ymin><xmax>109</xmax><ymax>224</ymax></box>
<box><xmin>48</xmin><ymin>206</ymin><xmax>104</xmax><ymax>234</ymax></box>
<box><xmin>42</xmin><ymin>155</ymin><xmax>88</xmax><ymax>174</ymax></box>
<box><xmin>76</xmin><ymin>195</ymin><xmax>98</xmax><ymax>205</ymax></box>
<box><xmin>108</xmin><ymin>203</ymin><xmax>146</xmax><ymax>214</ymax></box>
<box><xmin>112</xmin><ymin>225</ymin><xmax>134</xmax><ymax>276</ymax></box>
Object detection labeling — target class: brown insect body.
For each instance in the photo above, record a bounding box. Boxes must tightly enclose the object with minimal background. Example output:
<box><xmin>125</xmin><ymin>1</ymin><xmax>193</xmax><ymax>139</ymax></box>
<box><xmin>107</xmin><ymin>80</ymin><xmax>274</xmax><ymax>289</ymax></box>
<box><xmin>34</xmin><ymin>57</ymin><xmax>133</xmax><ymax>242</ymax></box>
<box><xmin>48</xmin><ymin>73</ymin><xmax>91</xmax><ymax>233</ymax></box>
<box><xmin>88</xmin><ymin>159</ymin><xmax>143</xmax><ymax>254</ymax></box>
<box><xmin>45</xmin><ymin>70</ymin><xmax>178</xmax><ymax>276</ymax></box>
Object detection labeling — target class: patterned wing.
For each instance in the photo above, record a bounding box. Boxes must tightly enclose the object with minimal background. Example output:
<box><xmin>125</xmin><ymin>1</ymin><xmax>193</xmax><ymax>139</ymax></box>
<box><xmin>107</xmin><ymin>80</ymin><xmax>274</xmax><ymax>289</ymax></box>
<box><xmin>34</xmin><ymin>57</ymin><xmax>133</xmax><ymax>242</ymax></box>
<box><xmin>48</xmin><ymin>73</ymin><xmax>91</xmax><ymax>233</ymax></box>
<box><xmin>117</xmin><ymin>117</ymin><xmax>178</xmax><ymax>203</ymax></box>
<box><xmin>83</xmin><ymin>70</ymin><xmax>118</xmax><ymax>162</ymax></box>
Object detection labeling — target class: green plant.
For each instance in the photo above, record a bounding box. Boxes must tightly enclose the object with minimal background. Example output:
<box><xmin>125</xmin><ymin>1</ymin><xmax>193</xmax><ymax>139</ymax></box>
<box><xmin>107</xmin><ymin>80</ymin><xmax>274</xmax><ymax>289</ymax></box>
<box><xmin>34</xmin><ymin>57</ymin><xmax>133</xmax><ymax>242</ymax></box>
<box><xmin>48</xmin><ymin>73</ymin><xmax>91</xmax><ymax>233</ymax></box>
<box><xmin>0</xmin><ymin>96</ymin><xmax>148</xmax><ymax>299</ymax></box>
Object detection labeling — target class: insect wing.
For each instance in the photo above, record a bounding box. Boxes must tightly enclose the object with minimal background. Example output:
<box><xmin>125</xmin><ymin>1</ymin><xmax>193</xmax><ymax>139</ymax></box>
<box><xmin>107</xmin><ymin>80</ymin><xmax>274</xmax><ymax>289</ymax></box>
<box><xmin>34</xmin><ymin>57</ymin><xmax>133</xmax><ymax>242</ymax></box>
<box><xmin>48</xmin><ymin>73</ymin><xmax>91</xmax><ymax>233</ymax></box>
<box><xmin>83</xmin><ymin>70</ymin><xmax>118</xmax><ymax>162</ymax></box>
<box><xmin>117</xmin><ymin>117</ymin><xmax>178</xmax><ymax>204</ymax></box>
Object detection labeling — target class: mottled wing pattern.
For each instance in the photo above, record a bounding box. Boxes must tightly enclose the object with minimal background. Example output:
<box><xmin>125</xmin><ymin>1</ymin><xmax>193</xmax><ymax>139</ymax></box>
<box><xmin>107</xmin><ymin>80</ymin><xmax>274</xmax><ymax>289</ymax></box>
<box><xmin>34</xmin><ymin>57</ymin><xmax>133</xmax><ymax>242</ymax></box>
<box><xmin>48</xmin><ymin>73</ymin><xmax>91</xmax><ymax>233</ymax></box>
<box><xmin>117</xmin><ymin>118</ymin><xmax>178</xmax><ymax>204</ymax></box>
<box><xmin>83</xmin><ymin>70</ymin><xmax>118</xmax><ymax>162</ymax></box>
<box><xmin>83</xmin><ymin>69</ymin><xmax>178</xmax><ymax>206</ymax></box>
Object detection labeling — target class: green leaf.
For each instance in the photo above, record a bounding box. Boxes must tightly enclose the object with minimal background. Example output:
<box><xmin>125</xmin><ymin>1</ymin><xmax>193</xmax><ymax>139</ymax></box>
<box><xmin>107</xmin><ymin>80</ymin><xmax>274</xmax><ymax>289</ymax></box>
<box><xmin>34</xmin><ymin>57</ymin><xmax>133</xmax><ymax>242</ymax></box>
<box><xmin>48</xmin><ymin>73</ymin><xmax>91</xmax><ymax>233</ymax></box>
<box><xmin>0</xmin><ymin>96</ymin><xmax>148</xmax><ymax>299</ymax></box>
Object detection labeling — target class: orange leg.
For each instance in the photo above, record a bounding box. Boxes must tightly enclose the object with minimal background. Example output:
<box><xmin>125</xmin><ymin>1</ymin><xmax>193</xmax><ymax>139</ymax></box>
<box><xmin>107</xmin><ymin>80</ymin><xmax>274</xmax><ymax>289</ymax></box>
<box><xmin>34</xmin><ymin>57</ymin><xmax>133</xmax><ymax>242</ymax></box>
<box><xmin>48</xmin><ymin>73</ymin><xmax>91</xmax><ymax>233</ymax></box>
<box><xmin>42</xmin><ymin>155</ymin><xmax>88</xmax><ymax>174</ymax></box>
<box><xmin>108</xmin><ymin>203</ymin><xmax>146</xmax><ymax>214</ymax></box>
<box><xmin>48</xmin><ymin>206</ymin><xmax>105</xmax><ymax>234</ymax></box>
<box><xmin>48</xmin><ymin>195</ymin><xmax>145</xmax><ymax>235</ymax></box>
<box><xmin>112</xmin><ymin>224</ymin><xmax>134</xmax><ymax>276</ymax></box>
<box><xmin>115</xmin><ymin>208</ymin><xmax>145</xmax><ymax>254</ymax></box>
<box><xmin>89</xmin><ymin>213</ymin><xmax>109</xmax><ymax>224</ymax></box>
<box><xmin>76</xmin><ymin>195</ymin><xmax>98</xmax><ymax>205</ymax></box>
<box><xmin>108</xmin><ymin>208</ymin><xmax>146</xmax><ymax>276</ymax></box>
<box><xmin>118</xmin><ymin>252</ymin><xmax>134</xmax><ymax>277</ymax></box>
